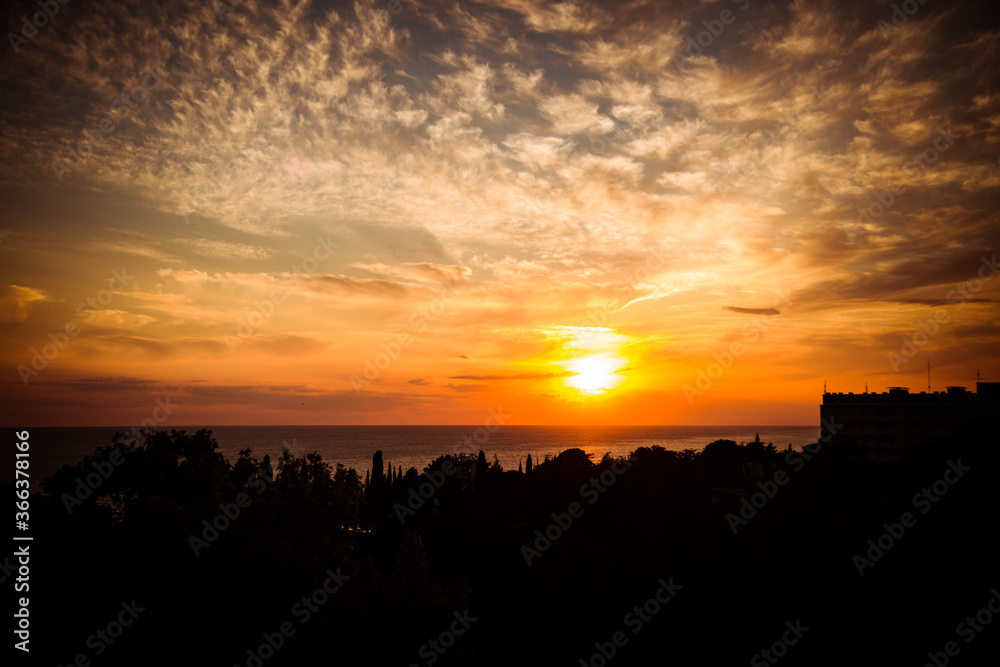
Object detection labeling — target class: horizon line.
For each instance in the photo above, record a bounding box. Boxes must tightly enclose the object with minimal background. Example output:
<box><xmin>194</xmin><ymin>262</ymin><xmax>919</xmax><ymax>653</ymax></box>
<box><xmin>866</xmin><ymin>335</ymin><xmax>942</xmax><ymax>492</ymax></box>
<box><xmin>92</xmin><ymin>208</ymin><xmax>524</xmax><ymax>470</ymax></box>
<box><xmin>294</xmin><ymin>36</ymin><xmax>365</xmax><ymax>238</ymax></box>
<box><xmin>10</xmin><ymin>423</ymin><xmax>821</xmax><ymax>429</ymax></box>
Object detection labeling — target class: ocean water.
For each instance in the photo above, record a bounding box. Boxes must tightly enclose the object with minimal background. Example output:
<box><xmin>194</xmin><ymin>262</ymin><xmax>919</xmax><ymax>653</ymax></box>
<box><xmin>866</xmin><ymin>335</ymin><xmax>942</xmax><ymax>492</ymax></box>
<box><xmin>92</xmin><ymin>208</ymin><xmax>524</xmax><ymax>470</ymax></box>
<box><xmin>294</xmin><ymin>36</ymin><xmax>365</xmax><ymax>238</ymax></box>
<box><xmin>15</xmin><ymin>425</ymin><xmax>821</xmax><ymax>491</ymax></box>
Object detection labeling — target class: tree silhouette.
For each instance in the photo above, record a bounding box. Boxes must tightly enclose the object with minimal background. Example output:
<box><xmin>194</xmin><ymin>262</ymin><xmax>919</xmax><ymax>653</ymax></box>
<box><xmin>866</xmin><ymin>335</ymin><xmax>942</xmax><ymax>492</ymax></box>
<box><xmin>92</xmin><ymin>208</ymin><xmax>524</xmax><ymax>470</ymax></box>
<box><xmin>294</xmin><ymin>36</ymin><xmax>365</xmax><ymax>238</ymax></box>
<box><xmin>702</xmin><ymin>439</ymin><xmax>740</xmax><ymax>460</ymax></box>
<box><xmin>25</xmin><ymin>424</ymin><xmax>995</xmax><ymax>666</ymax></box>
<box><xmin>373</xmin><ymin>450</ymin><xmax>384</xmax><ymax>484</ymax></box>
<box><xmin>476</xmin><ymin>450</ymin><xmax>488</xmax><ymax>485</ymax></box>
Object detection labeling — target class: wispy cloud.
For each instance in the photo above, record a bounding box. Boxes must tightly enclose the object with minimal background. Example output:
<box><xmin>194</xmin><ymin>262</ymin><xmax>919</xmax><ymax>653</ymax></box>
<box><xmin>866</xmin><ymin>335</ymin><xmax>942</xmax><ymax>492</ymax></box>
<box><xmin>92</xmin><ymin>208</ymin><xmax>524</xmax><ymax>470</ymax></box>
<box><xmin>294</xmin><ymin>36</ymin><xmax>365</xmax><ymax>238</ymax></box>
<box><xmin>723</xmin><ymin>306</ymin><xmax>781</xmax><ymax>316</ymax></box>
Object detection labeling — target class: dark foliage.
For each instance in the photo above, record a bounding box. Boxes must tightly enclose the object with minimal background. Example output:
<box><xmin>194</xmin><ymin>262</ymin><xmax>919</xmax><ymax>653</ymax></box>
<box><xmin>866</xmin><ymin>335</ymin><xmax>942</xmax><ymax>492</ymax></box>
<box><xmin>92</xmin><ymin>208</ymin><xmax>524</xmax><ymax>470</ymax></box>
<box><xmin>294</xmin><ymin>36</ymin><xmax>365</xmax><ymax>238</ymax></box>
<box><xmin>14</xmin><ymin>427</ymin><xmax>999</xmax><ymax>666</ymax></box>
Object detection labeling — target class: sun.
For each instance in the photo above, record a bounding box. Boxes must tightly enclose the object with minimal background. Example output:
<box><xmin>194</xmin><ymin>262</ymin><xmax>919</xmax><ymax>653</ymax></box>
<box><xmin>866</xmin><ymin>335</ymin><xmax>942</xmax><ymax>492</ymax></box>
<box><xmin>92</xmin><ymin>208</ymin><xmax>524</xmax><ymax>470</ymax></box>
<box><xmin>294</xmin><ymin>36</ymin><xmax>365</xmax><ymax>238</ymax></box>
<box><xmin>564</xmin><ymin>353</ymin><xmax>627</xmax><ymax>396</ymax></box>
<box><xmin>533</xmin><ymin>326</ymin><xmax>632</xmax><ymax>398</ymax></box>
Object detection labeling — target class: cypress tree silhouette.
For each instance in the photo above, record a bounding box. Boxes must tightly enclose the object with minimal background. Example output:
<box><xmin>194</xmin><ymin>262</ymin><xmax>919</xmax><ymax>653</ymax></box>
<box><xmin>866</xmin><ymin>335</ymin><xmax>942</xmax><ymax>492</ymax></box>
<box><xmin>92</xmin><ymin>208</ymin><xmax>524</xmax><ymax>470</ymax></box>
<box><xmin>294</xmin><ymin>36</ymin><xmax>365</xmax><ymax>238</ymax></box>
<box><xmin>373</xmin><ymin>450</ymin><xmax>384</xmax><ymax>485</ymax></box>
<box><xmin>476</xmin><ymin>450</ymin><xmax>488</xmax><ymax>483</ymax></box>
<box><xmin>526</xmin><ymin>453</ymin><xmax>533</xmax><ymax>474</ymax></box>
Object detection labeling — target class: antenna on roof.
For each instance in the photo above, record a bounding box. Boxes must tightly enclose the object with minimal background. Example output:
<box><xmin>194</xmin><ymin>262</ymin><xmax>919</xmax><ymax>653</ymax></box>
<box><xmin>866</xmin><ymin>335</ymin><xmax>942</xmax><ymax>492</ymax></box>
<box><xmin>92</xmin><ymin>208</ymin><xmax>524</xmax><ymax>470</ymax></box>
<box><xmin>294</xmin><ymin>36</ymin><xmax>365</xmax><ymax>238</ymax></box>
<box><xmin>973</xmin><ymin>368</ymin><xmax>985</xmax><ymax>383</ymax></box>
<box><xmin>927</xmin><ymin>356</ymin><xmax>931</xmax><ymax>393</ymax></box>
<box><xmin>824</xmin><ymin>380</ymin><xmax>827</xmax><ymax>393</ymax></box>
<box><xmin>865</xmin><ymin>381</ymin><xmax>868</xmax><ymax>394</ymax></box>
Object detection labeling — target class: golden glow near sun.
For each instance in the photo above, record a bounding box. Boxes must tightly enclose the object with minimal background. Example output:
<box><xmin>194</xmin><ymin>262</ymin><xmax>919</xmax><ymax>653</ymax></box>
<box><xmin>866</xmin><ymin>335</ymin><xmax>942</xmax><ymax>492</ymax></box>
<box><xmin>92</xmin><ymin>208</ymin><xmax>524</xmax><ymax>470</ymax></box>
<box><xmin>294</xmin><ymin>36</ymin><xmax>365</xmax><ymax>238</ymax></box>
<box><xmin>565</xmin><ymin>353</ymin><xmax>628</xmax><ymax>395</ymax></box>
<box><xmin>543</xmin><ymin>327</ymin><xmax>631</xmax><ymax>397</ymax></box>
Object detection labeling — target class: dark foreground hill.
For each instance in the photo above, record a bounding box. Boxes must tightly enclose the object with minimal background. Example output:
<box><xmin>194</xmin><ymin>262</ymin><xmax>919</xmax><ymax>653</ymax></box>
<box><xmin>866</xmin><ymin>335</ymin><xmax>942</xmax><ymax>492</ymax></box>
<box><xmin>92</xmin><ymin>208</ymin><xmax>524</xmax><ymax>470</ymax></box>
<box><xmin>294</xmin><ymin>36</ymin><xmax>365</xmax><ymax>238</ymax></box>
<box><xmin>10</xmin><ymin>425</ymin><xmax>999</xmax><ymax>666</ymax></box>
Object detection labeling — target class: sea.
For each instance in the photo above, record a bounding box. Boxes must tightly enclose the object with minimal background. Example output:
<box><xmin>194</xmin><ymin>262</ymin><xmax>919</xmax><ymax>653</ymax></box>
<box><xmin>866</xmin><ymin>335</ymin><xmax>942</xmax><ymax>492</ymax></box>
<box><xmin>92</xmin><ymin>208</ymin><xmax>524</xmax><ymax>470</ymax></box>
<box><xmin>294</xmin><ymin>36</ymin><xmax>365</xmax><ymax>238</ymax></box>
<box><xmin>14</xmin><ymin>425</ymin><xmax>822</xmax><ymax>491</ymax></box>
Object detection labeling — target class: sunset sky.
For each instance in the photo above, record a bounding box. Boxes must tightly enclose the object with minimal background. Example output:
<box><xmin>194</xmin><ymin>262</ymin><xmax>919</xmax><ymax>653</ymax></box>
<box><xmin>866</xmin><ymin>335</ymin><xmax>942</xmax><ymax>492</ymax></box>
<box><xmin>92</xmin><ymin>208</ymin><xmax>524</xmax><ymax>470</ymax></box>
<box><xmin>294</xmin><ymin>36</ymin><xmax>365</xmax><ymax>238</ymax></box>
<box><xmin>2</xmin><ymin>0</ymin><xmax>998</xmax><ymax>426</ymax></box>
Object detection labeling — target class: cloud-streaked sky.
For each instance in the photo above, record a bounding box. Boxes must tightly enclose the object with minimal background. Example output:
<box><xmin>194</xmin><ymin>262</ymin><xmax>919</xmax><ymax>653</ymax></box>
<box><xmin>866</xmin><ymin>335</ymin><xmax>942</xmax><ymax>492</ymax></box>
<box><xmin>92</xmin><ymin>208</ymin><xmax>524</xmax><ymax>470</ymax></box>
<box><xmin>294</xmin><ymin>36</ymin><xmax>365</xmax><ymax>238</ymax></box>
<box><xmin>2</xmin><ymin>0</ymin><xmax>998</xmax><ymax>426</ymax></box>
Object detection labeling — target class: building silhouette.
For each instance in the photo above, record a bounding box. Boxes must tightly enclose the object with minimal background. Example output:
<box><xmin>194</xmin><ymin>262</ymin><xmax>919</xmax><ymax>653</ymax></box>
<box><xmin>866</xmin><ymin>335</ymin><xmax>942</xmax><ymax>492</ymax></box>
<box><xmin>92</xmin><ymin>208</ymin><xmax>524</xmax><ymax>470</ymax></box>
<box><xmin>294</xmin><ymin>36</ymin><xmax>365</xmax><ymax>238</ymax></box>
<box><xmin>820</xmin><ymin>381</ymin><xmax>1000</xmax><ymax>462</ymax></box>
